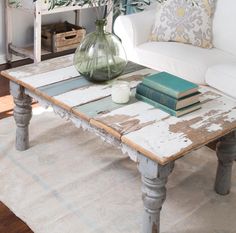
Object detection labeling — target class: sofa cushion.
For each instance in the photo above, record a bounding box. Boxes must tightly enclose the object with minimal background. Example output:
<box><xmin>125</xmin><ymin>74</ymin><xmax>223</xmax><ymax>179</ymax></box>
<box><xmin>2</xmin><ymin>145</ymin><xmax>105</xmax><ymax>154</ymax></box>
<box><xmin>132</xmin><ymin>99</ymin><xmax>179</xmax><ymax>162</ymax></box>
<box><xmin>150</xmin><ymin>0</ymin><xmax>216</xmax><ymax>48</ymax></box>
<box><xmin>206</xmin><ymin>64</ymin><xmax>236</xmax><ymax>99</ymax></box>
<box><xmin>132</xmin><ymin>42</ymin><xmax>236</xmax><ymax>84</ymax></box>
<box><xmin>213</xmin><ymin>0</ymin><xmax>236</xmax><ymax>56</ymax></box>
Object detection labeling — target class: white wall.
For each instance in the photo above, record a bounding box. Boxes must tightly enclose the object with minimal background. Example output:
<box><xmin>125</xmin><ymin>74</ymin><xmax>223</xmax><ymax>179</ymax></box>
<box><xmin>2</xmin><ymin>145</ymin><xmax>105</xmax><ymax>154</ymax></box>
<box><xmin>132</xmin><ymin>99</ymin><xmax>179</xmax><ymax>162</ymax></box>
<box><xmin>0</xmin><ymin>2</ymin><xmax>5</xmax><ymax>62</ymax></box>
<box><xmin>0</xmin><ymin>1</ymin><xmax>97</xmax><ymax>64</ymax></box>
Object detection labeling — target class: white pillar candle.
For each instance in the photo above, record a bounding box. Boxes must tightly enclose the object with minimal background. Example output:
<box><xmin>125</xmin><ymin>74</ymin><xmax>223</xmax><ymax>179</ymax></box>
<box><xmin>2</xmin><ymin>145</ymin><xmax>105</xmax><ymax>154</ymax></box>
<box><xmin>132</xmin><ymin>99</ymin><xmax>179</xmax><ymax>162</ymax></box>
<box><xmin>112</xmin><ymin>81</ymin><xmax>130</xmax><ymax>104</ymax></box>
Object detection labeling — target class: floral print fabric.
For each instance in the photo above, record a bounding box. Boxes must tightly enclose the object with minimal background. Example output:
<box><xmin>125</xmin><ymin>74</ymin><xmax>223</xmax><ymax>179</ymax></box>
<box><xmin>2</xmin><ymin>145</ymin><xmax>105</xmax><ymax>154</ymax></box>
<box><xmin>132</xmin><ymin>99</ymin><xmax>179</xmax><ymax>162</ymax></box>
<box><xmin>150</xmin><ymin>0</ymin><xmax>216</xmax><ymax>48</ymax></box>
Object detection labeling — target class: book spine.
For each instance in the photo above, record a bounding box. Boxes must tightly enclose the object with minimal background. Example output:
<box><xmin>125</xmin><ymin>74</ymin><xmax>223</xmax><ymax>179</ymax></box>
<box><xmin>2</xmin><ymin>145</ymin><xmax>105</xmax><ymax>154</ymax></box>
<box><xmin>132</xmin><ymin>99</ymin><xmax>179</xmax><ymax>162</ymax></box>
<box><xmin>142</xmin><ymin>78</ymin><xmax>178</xmax><ymax>98</ymax></box>
<box><xmin>136</xmin><ymin>84</ymin><xmax>178</xmax><ymax>110</ymax></box>
<box><xmin>135</xmin><ymin>93</ymin><xmax>177</xmax><ymax>116</ymax></box>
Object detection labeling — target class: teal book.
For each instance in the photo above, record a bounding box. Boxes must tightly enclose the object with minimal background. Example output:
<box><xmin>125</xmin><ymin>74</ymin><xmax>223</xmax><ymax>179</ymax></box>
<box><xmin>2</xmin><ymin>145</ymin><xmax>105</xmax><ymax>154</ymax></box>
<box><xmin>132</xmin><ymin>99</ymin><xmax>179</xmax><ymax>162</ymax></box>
<box><xmin>143</xmin><ymin>72</ymin><xmax>199</xmax><ymax>99</ymax></box>
<box><xmin>135</xmin><ymin>93</ymin><xmax>201</xmax><ymax>117</ymax></box>
<box><xmin>136</xmin><ymin>83</ymin><xmax>200</xmax><ymax>110</ymax></box>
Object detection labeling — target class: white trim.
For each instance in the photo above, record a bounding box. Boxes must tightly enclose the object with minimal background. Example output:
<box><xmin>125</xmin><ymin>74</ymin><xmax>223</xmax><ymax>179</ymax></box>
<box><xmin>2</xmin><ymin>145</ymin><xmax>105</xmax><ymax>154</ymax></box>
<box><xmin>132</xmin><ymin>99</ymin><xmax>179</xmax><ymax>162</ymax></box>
<box><xmin>0</xmin><ymin>54</ymin><xmax>6</xmax><ymax>65</ymax></box>
<box><xmin>0</xmin><ymin>53</ymin><xmax>26</xmax><ymax>65</ymax></box>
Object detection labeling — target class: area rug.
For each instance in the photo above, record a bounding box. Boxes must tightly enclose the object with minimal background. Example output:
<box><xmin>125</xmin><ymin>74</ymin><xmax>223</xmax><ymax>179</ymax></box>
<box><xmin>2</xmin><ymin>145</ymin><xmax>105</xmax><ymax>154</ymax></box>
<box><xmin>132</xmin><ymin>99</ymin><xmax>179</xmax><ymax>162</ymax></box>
<box><xmin>0</xmin><ymin>107</ymin><xmax>236</xmax><ymax>233</ymax></box>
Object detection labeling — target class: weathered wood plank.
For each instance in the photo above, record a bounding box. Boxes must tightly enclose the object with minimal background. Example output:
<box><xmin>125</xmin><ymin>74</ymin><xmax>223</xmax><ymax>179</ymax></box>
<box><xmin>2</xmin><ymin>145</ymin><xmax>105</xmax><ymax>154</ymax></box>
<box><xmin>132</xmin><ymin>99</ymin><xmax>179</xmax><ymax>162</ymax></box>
<box><xmin>113</xmin><ymin>68</ymin><xmax>156</xmax><ymax>82</ymax></box>
<box><xmin>20</xmin><ymin>66</ymin><xmax>79</xmax><ymax>88</ymax></box>
<box><xmin>37</xmin><ymin>76</ymin><xmax>90</xmax><ymax>97</ymax></box>
<box><xmin>122</xmin><ymin>95</ymin><xmax>236</xmax><ymax>164</ymax></box>
<box><xmin>36</xmin><ymin>62</ymin><xmax>145</xmax><ymax>98</ymax></box>
<box><xmin>121</xmin><ymin>62</ymin><xmax>147</xmax><ymax>75</ymax></box>
<box><xmin>198</xmin><ymin>87</ymin><xmax>222</xmax><ymax>103</ymax></box>
<box><xmin>88</xmin><ymin>89</ymin><xmax>221</xmax><ymax>139</ymax></box>
<box><xmin>1</xmin><ymin>54</ymin><xmax>74</xmax><ymax>82</ymax></box>
<box><xmin>90</xmin><ymin>101</ymin><xmax>170</xmax><ymax>139</ymax></box>
<box><xmin>54</xmin><ymin>68</ymin><xmax>154</xmax><ymax>108</ymax></box>
<box><xmin>72</xmin><ymin>89</ymin><xmax>138</xmax><ymax>121</ymax></box>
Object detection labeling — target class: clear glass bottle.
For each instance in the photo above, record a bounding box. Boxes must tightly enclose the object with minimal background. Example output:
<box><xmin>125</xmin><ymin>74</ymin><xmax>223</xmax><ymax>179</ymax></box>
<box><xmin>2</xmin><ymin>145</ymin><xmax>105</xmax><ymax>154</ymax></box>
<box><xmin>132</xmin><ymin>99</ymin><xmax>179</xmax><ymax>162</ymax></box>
<box><xmin>74</xmin><ymin>19</ymin><xmax>127</xmax><ymax>82</ymax></box>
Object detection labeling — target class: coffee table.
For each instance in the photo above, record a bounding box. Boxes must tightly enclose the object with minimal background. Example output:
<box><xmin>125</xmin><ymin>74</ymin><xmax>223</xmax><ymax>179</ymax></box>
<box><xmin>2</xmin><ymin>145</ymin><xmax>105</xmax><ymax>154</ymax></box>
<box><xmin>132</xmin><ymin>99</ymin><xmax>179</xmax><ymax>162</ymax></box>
<box><xmin>2</xmin><ymin>55</ymin><xmax>236</xmax><ymax>233</ymax></box>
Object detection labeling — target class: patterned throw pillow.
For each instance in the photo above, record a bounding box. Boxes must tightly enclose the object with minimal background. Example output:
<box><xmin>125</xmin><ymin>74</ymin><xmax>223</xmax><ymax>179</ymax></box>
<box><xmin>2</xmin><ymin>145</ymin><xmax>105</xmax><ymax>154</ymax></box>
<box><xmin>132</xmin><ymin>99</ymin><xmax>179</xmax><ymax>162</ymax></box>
<box><xmin>150</xmin><ymin>0</ymin><xmax>216</xmax><ymax>48</ymax></box>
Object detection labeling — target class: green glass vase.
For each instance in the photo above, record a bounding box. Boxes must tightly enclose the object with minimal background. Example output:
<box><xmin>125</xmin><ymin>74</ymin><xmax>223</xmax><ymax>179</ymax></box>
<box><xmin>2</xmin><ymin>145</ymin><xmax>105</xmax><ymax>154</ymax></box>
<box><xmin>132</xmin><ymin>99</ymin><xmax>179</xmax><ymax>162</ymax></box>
<box><xmin>73</xmin><ymin>19</ymin><xmax>127</xmax><ymax>82</ymax></box>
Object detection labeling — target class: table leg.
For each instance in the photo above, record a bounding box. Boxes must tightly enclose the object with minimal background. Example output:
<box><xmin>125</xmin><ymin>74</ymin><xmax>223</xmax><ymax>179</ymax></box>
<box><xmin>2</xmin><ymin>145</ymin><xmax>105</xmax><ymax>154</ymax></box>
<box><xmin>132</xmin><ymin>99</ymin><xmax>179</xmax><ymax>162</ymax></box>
<box><xmin>138</xmin><ymin>155</ymin><xmax>174</xmax><ymax>233</ymax></box>
<box><xmin>10</xmin><ymin>81</ymin><xmax>32</xmax><ymax>151</ymax></box>
<box><xmin>215</xmin><ymin>131</ymin><xmax>236</xmax><ymax>195</ymax></box>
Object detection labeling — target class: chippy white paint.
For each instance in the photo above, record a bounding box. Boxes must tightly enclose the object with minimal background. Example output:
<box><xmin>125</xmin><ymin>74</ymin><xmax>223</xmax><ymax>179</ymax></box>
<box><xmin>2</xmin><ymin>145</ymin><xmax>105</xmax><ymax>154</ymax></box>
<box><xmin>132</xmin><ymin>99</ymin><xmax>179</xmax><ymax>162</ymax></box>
<box><xmin>96</xmin><ymin>101</ymin><xmax>169</xmax><ymax>131</ymax></box>
<box><xmin>25</xmin><ymin>89</ymin><xmax>50</xmax><ymax>109</ymax></box>
<box><xmin>224</xmin><ymin>109</ymin><xmax>236</xmax><ymax>123</ymax></box>
<box><xmin>25</xmin><ymin>89</ymin><xmax>141</xmax><ymax>163</ymax></box>
<box><xmin>190</xmin><ymin>96</ymin><xmax>236</xmax><ymax>130</ymax></box>
<box><xmin>121</xmin><ymin>93</ymin><xmax>236</xmax><ymax>161</ymax></box>
<box><xmin>32</xmin><ymin>106</ymin><xmax>53</xmax><ymax>115</ymax></box>
<box><xmin>121</xmin><ymin>144</ymin><xmax>139</xmax><ymax>162</ymax></box>
<box><xmin>21</xmin><ymin>66</ymin><xmax>79</xmax><ymax>88</ymax></box>
<box><xmin>26</xmin><ymin>83</ymin><xmax>236</xmax><ymax>163</ymax></box>
<box><xmin>123</xmin><ymin>120</ymin><xmax>192</xmax><ymax>159</ymax></box>
<box><xmin>199</xmin><ymin>90</ymin><xmax>221</xmax><ymax>103</ymax></box>
<box><xmin>206</xmin><ymin>124</ymin><xmax>223</xmax><ymax>132</ymax></box>
<box><xmin>54</xmin><ymin>84</ymin><xmax>112</xmax><ymax>107</ymax></box>
<box><xmin>54</xmin><ymin>70</ymin><xmax>148</xmax><ymax>108</ymax></box>
<box><xmin>7</xmin><ymin>71</ymin><xmax>33</xmax><ymax>79</ymax></box>
<box><xmin>6</xmin><ymin>54</ymin><xmax>74</xmax><ymax>79</ymax></box>
<box><xmin>99</xmin><ymin>101</ymin><xmax>168</xmax><ymax>119</ymax></box>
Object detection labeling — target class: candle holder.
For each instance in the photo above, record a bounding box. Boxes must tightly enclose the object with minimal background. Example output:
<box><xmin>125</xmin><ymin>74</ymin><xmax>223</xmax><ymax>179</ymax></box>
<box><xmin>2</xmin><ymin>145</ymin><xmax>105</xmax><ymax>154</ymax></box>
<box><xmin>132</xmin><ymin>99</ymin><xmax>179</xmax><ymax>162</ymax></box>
<box><xmin>112</xmin><ymin>81</ymin><xmax>130</xmax><ymax>104</ymax></box>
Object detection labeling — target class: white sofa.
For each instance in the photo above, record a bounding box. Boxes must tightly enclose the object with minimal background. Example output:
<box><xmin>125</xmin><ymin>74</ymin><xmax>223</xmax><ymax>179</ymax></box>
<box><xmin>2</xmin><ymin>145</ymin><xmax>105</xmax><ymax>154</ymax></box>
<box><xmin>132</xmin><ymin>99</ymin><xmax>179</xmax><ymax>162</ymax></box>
<box><xmin>114</xmin><ymin>0</ymin><xmax>236</xmax><ymax>99</ymax></box>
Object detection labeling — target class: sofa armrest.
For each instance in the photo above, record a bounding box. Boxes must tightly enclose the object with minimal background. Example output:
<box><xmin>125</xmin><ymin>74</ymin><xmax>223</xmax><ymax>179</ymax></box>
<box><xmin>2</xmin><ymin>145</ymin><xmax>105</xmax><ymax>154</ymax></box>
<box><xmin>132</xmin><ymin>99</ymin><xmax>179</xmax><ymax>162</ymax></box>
<box><xmin>114</xmin><ymin>9</ymin><xmax>156</xmax><ymax>49</ymax></box>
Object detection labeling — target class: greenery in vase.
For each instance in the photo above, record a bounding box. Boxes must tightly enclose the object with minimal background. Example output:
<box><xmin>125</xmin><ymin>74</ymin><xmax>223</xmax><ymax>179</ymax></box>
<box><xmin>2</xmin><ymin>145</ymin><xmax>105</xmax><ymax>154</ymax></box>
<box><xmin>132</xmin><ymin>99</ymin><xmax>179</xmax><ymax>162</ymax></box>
<box><xmin>8</xmin><ymin>0</ymin><xmax>200</xmax><ymax>16</ymax></box>
<box><xmin>8</xmin><ymin>0</ymin><xmax>21</xmax><ymax>8</ymax></box>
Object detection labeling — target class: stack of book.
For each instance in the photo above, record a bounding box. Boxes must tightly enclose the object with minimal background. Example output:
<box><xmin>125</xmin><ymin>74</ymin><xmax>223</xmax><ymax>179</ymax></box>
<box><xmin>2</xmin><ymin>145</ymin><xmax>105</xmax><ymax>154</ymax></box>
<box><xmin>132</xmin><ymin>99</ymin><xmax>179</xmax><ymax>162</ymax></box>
<box><xmin>135</xmin><ymin>72</ymin><xmax>201</xmax><ymax>117</ymax></box>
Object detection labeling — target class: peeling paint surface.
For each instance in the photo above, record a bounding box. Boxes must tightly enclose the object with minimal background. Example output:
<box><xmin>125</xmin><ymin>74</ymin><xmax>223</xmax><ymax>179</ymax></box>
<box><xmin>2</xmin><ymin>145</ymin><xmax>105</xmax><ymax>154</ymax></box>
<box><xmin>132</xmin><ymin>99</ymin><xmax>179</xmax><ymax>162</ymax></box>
<box><xmin>123</xmin><ymin>93</ymin><xmax>236</xmax><ymax>163</ymax></box>
<box><xmin>198</xmin><ymin>90</ymin><xmax>221</xmax><ymax>103</ymax></box>
<box><xmin>123</xmin><ymin>120</ymin><xmax>192</xmax><ymax>158</ymax></box>
<box><xmin>3</xmin><ymin>55</ymin><xmax>236</xmax><ymax>164</ymax></box>
<box><xmin>225</xmin><ymin>109</ymin><xmax>236</xmax><ymax>122</ymax></box>
<box><xmin>190</xmin><ymin>97</ymin><xmax>236</xmax><ymax>130</ymax></box>
<box><xmin>54</xmin><ymin>70</ymin><xmax>149</xmax><ymax>108</ymax></box>
<box><xmin>6</xmin><ymin>54</ymin><xmax>74</xmax><ymax>79</ymax></box>
<box><xmin>21</xmin><ymin>66</ymin><xmax>79</xmax><ymax>88</ymax></box>
<box><xmin>206</xmin><ymin>124</ymin><xmax>222</xmax><ymax>132</ymax></box>
<box><xmin>7</xmin><ymin>71</ymin><xmax>33</xmax><ymax>79</ymax></box>
<box><xmin>94</xmin><ymin>101</ymin><xmax>169</xmax><ymax>134</ymax></box>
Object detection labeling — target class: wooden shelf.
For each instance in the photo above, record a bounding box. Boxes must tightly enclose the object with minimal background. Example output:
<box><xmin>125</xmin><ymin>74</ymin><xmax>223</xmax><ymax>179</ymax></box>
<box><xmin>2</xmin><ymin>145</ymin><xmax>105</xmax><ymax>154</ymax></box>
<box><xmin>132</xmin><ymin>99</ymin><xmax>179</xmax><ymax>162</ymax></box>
<box><xmin>9</xmin><ymin>44</ymin><xmax>50</xmax><ymax>60</ymax></box>
<box><xmin>6</xmin><ymin>1</ymin><xmax>112</xmax><ymax>63</ymax></box>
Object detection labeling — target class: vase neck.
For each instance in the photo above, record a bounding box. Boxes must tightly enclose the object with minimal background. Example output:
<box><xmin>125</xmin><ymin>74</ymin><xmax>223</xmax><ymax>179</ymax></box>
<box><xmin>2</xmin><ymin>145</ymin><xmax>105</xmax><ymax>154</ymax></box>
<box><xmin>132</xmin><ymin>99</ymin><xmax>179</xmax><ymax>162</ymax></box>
<box><xmin>95</xmin><ymin>19</ymin><xmax>107</xmax><ymax>34</ymax></box>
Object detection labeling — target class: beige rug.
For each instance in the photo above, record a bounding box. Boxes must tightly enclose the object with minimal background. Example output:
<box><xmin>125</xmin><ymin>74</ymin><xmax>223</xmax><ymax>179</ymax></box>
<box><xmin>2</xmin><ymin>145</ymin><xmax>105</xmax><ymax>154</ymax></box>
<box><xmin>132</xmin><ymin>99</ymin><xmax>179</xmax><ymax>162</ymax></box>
<box><xmin>0</xmin><ymin>107</ymin><xmax>236</xmax><ymax>233</ymax></box>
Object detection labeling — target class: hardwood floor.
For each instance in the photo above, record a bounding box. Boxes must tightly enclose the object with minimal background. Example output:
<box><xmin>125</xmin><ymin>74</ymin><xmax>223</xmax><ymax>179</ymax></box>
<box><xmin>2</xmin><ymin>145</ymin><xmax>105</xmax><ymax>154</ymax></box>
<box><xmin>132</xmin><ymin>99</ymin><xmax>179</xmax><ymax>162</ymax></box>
<box><xmin>0</xmin><ymin>203</ymin><xmax>33</xmax><ymax>233</ymax></box>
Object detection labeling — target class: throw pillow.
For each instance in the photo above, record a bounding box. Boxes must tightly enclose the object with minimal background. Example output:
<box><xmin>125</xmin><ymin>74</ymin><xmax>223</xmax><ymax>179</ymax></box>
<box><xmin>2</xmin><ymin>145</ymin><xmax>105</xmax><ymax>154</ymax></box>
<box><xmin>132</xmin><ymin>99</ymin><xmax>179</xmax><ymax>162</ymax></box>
<box><xmin>150</xmin><ymin>0</ymin><xmax>216</xmax><ymax>48</ymax></box>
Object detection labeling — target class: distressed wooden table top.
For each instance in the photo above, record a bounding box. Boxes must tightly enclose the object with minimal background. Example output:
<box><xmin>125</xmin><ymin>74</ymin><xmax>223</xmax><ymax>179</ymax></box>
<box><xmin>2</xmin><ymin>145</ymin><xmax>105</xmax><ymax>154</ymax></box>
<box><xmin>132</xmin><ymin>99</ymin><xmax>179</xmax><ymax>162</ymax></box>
<box><xmin>2</xmin><ymin>54</ymin><xmax>236</xmax><ymax>165</ymax></box>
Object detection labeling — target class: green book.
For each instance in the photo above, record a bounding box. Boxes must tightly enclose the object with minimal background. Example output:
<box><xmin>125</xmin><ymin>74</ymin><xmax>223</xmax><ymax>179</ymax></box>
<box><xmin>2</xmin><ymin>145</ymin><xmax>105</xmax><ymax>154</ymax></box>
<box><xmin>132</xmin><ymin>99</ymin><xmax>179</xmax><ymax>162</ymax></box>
<box><xmin>135</xmin><ymin>93</ymin><xmax>201</xmax><ymax>117</ymax></box>
<box><xmin>136</xmin><ymin>83</ymin><xmax>200</xmax><ymax>110</ymax></box>
<box><xmin>143</xmin><ymin>72</ymin><xmax>199</xmax><ymax>99</ymax></box>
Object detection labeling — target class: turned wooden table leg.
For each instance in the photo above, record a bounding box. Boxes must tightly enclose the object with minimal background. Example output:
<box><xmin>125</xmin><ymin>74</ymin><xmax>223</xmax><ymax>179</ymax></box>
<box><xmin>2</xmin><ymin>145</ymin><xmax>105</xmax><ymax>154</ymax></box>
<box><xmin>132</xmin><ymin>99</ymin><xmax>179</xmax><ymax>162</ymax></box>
<box><xmin>10</xmin><ymin>81</ymin><xmax>32</xmax><ymax>151</ymax></box>
<box><xmin>215</xmin><ymin>131</ymin><xmax>236</xmax><ymax>195</ymax></box>
<box><xmin>138</xmin><ymin>155</ymin><xmax>174</xmax><ymax>233</ymax></box>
